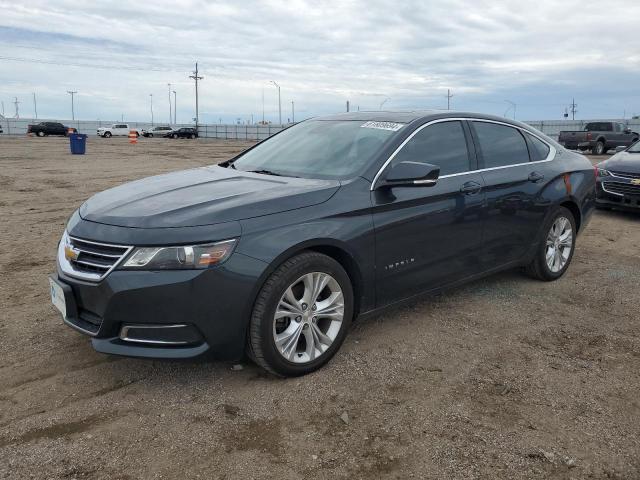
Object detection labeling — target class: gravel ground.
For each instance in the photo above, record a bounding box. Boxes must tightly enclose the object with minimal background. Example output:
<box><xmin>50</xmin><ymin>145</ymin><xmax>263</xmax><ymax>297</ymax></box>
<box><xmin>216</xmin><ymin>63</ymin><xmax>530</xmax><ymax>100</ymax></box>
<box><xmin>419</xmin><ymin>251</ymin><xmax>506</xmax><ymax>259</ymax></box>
<box><xmin>0</xmin><ymin>136</ymin><xmax>639</xmax><ymax>479</ymax></box>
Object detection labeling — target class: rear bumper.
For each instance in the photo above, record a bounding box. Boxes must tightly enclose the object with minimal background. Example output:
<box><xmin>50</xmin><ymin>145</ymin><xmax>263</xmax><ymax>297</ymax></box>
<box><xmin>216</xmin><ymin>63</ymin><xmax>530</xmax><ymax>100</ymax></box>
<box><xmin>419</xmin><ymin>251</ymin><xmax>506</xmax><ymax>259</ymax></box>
<box><xmin>52</xmin><ymin>251</ymin><xmax>269</xmax><ymax>361</ymax></box>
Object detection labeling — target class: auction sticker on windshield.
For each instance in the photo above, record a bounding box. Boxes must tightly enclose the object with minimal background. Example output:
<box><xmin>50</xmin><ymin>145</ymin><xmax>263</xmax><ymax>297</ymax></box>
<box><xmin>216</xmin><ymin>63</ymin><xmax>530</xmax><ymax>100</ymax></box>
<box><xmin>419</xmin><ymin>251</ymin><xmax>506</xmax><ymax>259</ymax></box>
<box><xmin>360</xmin><ymin>121</ymin><xmax>404</xmax><ymax>131</ymax></box>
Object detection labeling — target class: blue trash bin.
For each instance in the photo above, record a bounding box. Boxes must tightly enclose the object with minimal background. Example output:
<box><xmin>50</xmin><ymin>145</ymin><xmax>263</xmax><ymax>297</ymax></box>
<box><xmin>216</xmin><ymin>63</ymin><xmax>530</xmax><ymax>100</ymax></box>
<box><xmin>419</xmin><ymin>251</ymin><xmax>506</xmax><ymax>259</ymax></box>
<box><xmin>69</xmin><ymin>133</ymin><xmax>87</xmax><ymax>155</ymax></box>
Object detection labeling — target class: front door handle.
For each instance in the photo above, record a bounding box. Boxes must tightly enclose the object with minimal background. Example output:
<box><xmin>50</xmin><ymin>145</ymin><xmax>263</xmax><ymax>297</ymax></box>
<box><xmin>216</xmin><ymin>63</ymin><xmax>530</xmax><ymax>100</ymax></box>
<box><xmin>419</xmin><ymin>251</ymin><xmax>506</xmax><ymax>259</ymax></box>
<box><xmin>460</xmin><ymin>181</ymin><xmax>482</xmax><ymax>195</ymax></box>
<box><xmin>528</xmin><ymin>171</ymin><xmax>545</xmax><ymax>183</ymax></box>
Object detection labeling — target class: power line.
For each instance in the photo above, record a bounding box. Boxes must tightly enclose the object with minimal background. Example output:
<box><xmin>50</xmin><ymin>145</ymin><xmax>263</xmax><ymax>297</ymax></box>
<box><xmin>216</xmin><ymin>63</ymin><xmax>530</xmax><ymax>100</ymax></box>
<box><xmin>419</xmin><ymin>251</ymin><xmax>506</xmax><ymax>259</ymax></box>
<box><xmin>0</xmin><ymin>55</ymin><xmax>190</xmax><ymax>73</ymax></box>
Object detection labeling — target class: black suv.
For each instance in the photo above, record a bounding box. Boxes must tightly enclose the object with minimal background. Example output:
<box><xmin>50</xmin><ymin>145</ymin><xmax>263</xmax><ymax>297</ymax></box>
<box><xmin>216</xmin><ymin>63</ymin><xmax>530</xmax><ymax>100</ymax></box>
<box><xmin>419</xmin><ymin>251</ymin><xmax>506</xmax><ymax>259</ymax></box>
<box><xmin>165</xmin><ymin>127</ymin><xmax>198</xmax><ymax>139</ymax></box>
<box><xmin>50</xmin><ymin>111</ymin><xmax>596</xmax><ymax>377</ymax></box>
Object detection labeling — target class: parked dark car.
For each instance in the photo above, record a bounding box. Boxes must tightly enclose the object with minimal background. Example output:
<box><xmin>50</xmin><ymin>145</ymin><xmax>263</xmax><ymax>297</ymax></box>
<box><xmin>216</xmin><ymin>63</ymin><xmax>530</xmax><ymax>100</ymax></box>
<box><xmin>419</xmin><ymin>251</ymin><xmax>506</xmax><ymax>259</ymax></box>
<box><xmin>28</xmin><ymin>122</ymin><xmax>76</xmax><ymax>137</ymax></box>
<box><xmin>595</xmin><ymin>140</ymin><xmax>640</xmax><ymax>211</ymax></box>
<box><xmin>558</xmin><ymin>121</ymin><xmax>639</xmax><ymax>155</ymax></box>
<box><xmin>49</xmin><ymin>111</ymin><xmax>595</xmax><ymax>376</ymax></box>
<box><xmin>165</xmin><ymin>127</ymin><xmax>198</xmax><ymax>139</ymax></box>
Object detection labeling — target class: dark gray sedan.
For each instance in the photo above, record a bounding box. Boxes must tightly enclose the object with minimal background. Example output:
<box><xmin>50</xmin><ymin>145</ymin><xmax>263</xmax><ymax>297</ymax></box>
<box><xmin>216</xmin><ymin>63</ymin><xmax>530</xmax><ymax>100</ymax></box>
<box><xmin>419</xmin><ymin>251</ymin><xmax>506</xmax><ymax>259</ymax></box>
<box><xmin>50</xmin><ymin>111</ymin><xmax>596</xmax><ymax>376</ymax></box>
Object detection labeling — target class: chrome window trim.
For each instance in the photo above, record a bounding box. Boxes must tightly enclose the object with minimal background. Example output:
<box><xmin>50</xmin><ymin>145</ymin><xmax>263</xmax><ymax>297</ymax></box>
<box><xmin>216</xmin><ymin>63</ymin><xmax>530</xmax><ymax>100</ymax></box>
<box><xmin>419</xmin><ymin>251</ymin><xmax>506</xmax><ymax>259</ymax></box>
<box><xmin>57</xmin><ymin>232</ymin><xmax>133</xmax><ymax>282</ymax></box>
<box><xmin>119</xmin><ymin>324</ymin><xmax>191</xmax><ymax>345</ymax></box>
<box><xmin>370</xmin><ymin>117</ymin><xmax>556</xmax><ymax>190</ymax></box>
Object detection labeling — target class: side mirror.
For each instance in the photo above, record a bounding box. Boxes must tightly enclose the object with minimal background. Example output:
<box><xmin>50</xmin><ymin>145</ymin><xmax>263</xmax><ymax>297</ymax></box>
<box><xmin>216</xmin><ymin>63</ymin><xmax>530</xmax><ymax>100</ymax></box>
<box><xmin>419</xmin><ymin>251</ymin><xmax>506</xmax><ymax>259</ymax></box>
<box><xmin>624</xmin><ymin>128</ymin><xmax>632</xmax><ymax>134</ymax></box>
<box><xmin>615</xmin><ymin>145</ymin><xmax>627</xmax><ymax>153</ymax></box>
<box><xmin>378</xmin><ymin>161</ymin><xmax>440</xmax><ymax>188</ymax></box>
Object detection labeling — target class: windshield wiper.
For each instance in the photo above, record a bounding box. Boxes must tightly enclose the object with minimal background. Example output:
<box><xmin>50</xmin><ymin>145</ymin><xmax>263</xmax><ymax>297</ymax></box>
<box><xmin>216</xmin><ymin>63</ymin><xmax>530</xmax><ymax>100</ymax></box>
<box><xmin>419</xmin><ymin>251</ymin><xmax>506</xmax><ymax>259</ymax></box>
<box><xmin>248</xmin><ymin>169</ymin><xmax>284</xmax><ymax>177</ymax></box>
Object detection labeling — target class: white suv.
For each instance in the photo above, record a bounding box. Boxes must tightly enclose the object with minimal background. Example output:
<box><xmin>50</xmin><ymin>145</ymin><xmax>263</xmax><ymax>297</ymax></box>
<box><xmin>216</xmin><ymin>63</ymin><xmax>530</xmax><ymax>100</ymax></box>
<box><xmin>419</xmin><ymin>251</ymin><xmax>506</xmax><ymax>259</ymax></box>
<box><xmin>97</xmin><ymin>124</ymin><xmax>139</xmax><ymax>138</ymax></box>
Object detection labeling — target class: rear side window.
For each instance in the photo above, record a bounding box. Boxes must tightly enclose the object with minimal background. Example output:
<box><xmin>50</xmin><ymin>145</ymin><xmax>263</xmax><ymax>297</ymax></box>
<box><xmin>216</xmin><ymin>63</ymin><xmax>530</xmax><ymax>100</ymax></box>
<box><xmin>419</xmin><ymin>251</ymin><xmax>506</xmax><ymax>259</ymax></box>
<box><xmin>524</xmin><ymin>132</ymin><xmax>551</xmax><ymax>161</ymax></box>
<box><xmin>392</xmin><ymin>121</ymin><xmax>470</xmax><ymax>176</ymax></box>
<box><xmin>472</xmin><ymin>122</ymin><xmax>529</xmax><ymax>169</ymax></box>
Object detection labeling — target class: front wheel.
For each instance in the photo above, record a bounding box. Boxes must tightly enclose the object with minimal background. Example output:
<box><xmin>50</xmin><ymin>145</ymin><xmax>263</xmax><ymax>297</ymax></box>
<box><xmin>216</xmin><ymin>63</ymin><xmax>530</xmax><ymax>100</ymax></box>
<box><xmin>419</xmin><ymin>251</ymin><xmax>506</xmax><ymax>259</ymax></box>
<box><xmin>104</xmin><ymin>132</ymin><xmax>112</xmax><ymax>138</ymax></box>
<box><xmin>525</xmin><ymin>206</ymin><xmax>576</xmax><ymax>281</ymax></box>
<box><xmin>172</xmin><ymin>133</ymin><xmax>178</xmax><ymax>139</ymax></box>
<box><xmin>148</xmin><ymin>133</ymin><xmax>153</xmax><ymax>138</ymax></box>
<box><xmin>190</xmin><ymin>134</ymin><xmax>196</xmax><ymax>139</ymax></box>
<box><xmin>37</xmin><ymin>131</ymin><xmax>45</xmax><ymax>137</ymax></box>
<box><xmin>248</xmin><ymin>252</ymin><xmax>354</xmax><ymax>377</ymax></box>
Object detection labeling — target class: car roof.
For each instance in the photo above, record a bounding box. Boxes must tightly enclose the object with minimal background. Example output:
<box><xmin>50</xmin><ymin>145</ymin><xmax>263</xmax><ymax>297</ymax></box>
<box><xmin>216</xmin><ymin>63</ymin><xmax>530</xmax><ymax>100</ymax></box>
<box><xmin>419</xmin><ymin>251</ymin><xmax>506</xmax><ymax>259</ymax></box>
<box><xmin>312</xmin><ymin>110</ymin><xmax>529</xmax><ymax>128</ymax></box>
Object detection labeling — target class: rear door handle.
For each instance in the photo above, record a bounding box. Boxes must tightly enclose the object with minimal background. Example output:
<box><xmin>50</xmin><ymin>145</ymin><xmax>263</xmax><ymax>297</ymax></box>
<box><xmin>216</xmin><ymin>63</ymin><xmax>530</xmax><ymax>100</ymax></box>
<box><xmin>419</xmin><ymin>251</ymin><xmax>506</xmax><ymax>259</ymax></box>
<box><xmin>528</xmin><ymin>171</ymin><xmax>545</xmax><ymax>183</ymax></box>
<box><xmin>460</xmin><ymin>181</ymin><xmax>482</xmax><ymax>194</ymax></box>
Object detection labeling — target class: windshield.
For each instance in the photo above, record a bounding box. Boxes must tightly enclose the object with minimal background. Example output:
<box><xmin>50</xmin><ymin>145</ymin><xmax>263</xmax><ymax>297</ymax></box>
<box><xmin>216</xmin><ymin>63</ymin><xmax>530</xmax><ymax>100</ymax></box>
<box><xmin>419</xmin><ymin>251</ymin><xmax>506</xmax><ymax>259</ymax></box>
<box><xmin>628</xmin><ymin>141</ymin><xmax>640</xmax><ymax>153</ymax></box>
<box><xmin>231</xmin><ymin>120</ymin><xmax>400</xmax><ymax>179</ymax></box>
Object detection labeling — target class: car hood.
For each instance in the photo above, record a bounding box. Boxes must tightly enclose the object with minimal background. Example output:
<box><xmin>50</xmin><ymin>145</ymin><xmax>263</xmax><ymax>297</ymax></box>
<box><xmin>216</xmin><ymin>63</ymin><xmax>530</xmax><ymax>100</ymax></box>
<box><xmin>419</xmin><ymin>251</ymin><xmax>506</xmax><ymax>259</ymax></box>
<box><xmin>599</xmin><ymin>152</ymin><xmax>640</xmax><ymax>174</ymax></box>
<box><xmin>79</xmin><ymin>166</ymin><xmax>341</xmax><ymax>228</ymax></box>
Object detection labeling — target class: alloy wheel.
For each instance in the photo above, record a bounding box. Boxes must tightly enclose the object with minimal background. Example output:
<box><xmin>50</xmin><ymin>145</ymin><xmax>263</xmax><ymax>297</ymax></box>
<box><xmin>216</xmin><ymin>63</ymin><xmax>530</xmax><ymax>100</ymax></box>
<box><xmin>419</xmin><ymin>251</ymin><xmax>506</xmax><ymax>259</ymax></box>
<box><xmin>545</xmin><ymin>216</ymin><xmax>573</xmax><ymax>273</ymax></box>
<box><xmin>272</xmin><ymin>272</ymin><xmax>344</xmax><ymax>364</ymax></box>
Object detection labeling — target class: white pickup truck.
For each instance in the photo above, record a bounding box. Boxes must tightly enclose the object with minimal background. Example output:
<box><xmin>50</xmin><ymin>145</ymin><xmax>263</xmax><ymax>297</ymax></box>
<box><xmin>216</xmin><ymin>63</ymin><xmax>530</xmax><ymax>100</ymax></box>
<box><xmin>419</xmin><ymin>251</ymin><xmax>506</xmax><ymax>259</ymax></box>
<box><xmin>97</xmin><ymin>124</ymin><xmax>139</xmax><ymax>138</ymax></box>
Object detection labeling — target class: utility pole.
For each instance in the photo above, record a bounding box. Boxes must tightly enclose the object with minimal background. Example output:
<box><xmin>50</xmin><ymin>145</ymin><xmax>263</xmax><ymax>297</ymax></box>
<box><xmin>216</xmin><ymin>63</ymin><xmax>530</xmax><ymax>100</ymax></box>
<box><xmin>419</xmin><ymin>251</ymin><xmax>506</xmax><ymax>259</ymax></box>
<box><xmin>504</xmin><ymin>100</ymin><xmax>516</xmax><ymax>120</ymax></box>
<box><xmin>346</xmin><ymin>100</ymin><xmax>350</xmax><ymax>112</ymax></box>
<box><xmin>1</xmin><ymin>100</ymin><xmax>4</xmax><ymax>116</ymax></box>
<box><xmin>167</xmin><ymin>83</ymin><xmax>172</xmax><ymax>124</ymax></box>
<box><xmin>570</xmin><ymin>98</ymin><xmax>577</xmax><ymax>120</ymax></box>
<box><xmin>150</xmin><ymin>94</ymin><xmax>154</xmax><ymax>126</ymax></box>
<box><xmin>67</xmin><ymin>91</ymin><xmax>77</xmax><ymax>120</ymax></box>
<box><xmin>446</xmin><ymin>89</ymin><xmax>454</xmax><ymax>110</ymax></box>
<box><xmin>189</xmin><ymin>62</ymin><xmax>204</xmax><ymax>131</ymax></box>
<box><xmin>291</xmin><ymin>101</ymin><xmax>295</xmax><ymax>123</ymax></box>
<box><xmin>33</xmin><ymin>93</ymin><xmax>38</xmax><ymax>119</ymax></box>
<box><xmin>13</xmin><ymin>97</ymin><xmax>20</xmax><ymax>119</ymax></box>
<box><xmin>261</xmin><ymin>87</ymin><xmax>265</xmax><ymax>124</ymax></box>
<box><xmin>270</xmin><ymin>80</ymin><xmax>281</xmax><ymax>124</ymax></box>
<box><xmin>173</xmin><ymin>90</ymin><xmax>177</xmax><ymax>124</ymax></box>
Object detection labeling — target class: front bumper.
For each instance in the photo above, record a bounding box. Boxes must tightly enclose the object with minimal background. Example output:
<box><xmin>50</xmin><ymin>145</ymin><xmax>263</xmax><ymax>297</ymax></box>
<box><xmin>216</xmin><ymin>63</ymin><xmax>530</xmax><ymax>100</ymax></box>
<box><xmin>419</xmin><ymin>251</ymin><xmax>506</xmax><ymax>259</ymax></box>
<box><xmin>596</xmin><ymin>179</ymin><xmax>640</xmax><ymax>210</ymax></box>
<box><xmin>53</xmin><ymin>251</ymin><xmax>269</xmax><ymax>361</ymax></box>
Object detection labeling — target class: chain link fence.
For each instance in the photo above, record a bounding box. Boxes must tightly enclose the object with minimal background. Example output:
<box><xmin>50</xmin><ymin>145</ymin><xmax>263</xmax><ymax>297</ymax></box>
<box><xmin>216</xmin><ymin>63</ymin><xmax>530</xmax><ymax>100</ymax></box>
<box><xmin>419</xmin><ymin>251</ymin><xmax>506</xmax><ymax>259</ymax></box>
<box><xmin>2</xmin><ymin>116</ymin><xmax>639</xmax><ymax>141</ymax></box>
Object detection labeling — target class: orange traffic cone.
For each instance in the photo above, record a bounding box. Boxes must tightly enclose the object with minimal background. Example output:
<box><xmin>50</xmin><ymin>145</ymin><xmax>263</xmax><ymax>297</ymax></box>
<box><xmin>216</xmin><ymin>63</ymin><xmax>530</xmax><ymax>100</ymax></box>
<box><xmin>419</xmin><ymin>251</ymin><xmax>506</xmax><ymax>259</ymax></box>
<box><xmin>128</xmin><ymin>130</ymin><xmax>137</xmax><ymax>144</ymax></box>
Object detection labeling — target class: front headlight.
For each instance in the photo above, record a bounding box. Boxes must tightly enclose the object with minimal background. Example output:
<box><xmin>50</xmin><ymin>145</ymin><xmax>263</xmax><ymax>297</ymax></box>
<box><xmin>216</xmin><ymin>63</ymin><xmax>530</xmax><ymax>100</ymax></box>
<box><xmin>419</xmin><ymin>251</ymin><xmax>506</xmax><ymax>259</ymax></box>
<box><xmin>121</xmin><ymin>239</ymin><xmax>237</xmax><ymax>270</ymax></box>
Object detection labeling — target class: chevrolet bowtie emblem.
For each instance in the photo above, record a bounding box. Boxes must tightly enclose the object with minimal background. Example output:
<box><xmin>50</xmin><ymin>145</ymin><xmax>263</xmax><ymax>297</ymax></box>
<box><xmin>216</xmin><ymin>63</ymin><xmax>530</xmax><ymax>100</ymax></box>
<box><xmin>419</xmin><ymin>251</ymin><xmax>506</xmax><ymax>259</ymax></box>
<box><xmin>64</xmin><ymin>245</ymin><xmax>80</xmax><ymax>262</ymax></box>
<box><xmin>630</xmin><ymin>179</ymin><xmax>640</xmax><ymax>186</ymax></box>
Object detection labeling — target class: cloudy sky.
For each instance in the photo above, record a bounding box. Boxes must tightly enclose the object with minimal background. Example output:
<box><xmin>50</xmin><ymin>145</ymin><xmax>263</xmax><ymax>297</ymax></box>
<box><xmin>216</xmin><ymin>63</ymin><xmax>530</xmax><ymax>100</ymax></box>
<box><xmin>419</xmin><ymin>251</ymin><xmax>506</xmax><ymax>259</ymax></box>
<box><xmin>1</xmin><ymin>0</ymin><xmax>639</xmax><ymax>124</ymax></box>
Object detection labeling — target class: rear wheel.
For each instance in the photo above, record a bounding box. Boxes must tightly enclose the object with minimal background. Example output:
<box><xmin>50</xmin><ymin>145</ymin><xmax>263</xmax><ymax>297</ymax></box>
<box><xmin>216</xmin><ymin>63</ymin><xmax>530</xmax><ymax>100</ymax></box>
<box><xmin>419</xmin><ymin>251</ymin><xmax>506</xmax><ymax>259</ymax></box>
<box><xmin>37</xmin><ymin>131</ymin><xmax>45</xmax><ymax>137</ymax></box>
<box><xmin>104</xmin><ymin>132</ymin><xmax>112</xmax><ymax>138</ymax></box>
<box><xmin>248</xmin><ymin>252</ymin><xmax>353</xmax><ymax>377</ymax></box>
<box><xmin>190</xmin><ymin>134</ymin><xmax>196</xmax><ymax>139</ymax></box>
<box><xmin>593</xmin><ymin>141</ymin><xmax>606</xmax><ymax>155</ymax></box>
<box><xmin>525</xmin><ymin>206</ymin><xmax>576</xmax><ymax>281</ymax></box>
<box><xmin>172</xmin><ymin>133</ymin><xmax>178</xmax><ymax>139</ymax></box>
<box><xmin>148</xmin><ymin>133</ymin><xmax>153</xmax><ymax>138</ymax></box>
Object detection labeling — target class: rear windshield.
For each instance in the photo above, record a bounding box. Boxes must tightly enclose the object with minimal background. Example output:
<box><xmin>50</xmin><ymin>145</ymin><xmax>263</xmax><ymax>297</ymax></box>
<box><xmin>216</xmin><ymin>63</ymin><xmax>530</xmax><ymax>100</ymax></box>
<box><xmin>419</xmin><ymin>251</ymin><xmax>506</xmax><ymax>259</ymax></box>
<box><xmin>231</xmin><ymin>120</ymin><xmax>400</xmax><ymax>179</ymax></box>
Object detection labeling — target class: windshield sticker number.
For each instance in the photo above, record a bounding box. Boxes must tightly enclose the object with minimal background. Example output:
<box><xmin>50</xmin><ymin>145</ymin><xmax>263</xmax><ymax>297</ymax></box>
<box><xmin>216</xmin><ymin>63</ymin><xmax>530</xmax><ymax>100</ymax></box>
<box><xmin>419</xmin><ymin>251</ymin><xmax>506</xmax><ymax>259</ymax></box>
<box><xmin>360</xmin><ymin>121</ymin><xmax>404</xmax><ymax>131</ymax></box>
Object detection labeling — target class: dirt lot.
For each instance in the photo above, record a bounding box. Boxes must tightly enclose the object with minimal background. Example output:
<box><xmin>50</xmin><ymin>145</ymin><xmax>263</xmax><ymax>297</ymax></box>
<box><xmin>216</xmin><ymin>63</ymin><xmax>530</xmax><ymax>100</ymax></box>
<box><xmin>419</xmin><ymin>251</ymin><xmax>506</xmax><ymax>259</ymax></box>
<box><xmin>0</xmin><ymin>136</ymin><xmax>639</xmax><ymax>479</ymax></box>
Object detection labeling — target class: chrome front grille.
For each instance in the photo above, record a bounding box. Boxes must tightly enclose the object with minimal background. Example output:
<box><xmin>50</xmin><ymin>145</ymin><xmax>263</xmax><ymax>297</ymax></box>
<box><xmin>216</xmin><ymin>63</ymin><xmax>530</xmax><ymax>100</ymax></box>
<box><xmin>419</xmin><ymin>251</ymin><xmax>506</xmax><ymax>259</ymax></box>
<box><xmin>610</xmin><ymin>170</ymin><xmax>640</xmax><ymax>179</ymax></box>
<box><xmin>58</xmin><ymin>232</ymin><xmax>132</xmax><ymax>282</ymax></box>
<box><xmin>602</xmin><ymin>181</ymin><xmax>640</xmax><ymax>197</ymax></box>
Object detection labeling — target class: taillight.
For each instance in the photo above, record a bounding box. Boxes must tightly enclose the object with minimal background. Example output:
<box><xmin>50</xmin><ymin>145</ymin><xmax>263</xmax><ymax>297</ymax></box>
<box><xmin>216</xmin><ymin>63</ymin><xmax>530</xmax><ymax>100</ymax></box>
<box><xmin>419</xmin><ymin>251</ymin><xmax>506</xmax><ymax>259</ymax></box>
<box><xmin>586</xmin><ymin>132</ymin><xmax>593</xmax><ymax>141</ymax></box>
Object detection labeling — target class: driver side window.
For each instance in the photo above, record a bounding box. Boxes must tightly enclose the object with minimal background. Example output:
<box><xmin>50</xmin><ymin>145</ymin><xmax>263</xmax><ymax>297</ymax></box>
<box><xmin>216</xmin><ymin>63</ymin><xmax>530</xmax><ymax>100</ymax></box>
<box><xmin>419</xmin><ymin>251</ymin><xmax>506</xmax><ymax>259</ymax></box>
<box><xmin>391</xmin><ymin>121</ymin><xmax>471</xmax><ymax>176</ymax></box>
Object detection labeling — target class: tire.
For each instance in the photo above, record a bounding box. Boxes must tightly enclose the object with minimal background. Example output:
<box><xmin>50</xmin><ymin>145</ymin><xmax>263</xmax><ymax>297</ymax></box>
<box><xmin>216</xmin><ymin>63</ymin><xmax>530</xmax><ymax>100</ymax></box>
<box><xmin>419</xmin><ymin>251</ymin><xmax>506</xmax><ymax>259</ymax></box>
<box><xmin>148</xmin><ymin>133</ymin><xmax>153</xmax><ymax>138</ymax></box>
<box><xmin>524</xmin><ymin>206</ymin><xmax>576</xmax><ymax>281</ymax></box>
<box><xmin>37</xmin><ymin>131</ymin><xmax>45</xmax><ymax>137</ymax></box>
<box><xmin>593</xmin><ymin>141</ymin><xmax>605</xmax><ymax>155</ymax></box>
<box><xmin>190</xmin><ymin>134</ymin><xmax>196</xmax><ymax>139</ymax></box>
<box><xmin>104</xmin><ymin>132</ymin><xmax>112</xmax><ymax>138</ymax></box>
<box><xmin>172</xmin><ymin>133</ymin><xmax>178</xmax><ymax>139</ymax></box>
<box><xmin>248</xmin><ymin>252</ymin><xmax>354</xmax><ymax>377</ymax></box>
<box><xmin>136</xmin><ymin>132</ymin><xmax>140</xmax><ymax>137</ymax></box>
